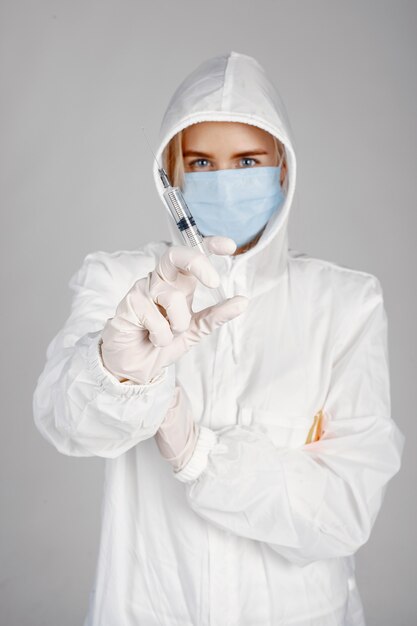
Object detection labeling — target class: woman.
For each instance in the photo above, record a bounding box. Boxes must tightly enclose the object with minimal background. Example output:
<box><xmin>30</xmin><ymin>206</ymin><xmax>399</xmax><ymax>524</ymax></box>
<box><xmin>33</xmin><ymin>51</ymin><xmax>405</xmax><ymax>625</ymax></box>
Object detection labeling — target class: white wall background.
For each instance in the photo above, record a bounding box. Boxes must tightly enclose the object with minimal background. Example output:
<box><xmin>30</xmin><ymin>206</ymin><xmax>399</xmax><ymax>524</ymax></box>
<box><xmin>1</xmin><ymin>1</ymin><xmax>416</xmax><ymax>624</ymax></box>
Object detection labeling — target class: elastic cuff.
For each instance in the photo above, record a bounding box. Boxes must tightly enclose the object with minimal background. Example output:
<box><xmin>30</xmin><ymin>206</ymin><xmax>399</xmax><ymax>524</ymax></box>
<box><xmin>86</xmin><ymin>331</ymin><xmax>168</xmax><ymax>398</ymax></box>
<box><xmin>173</xmin><ymin>425</ymin><xmax>218</xmax><ymax>483</ymax></box>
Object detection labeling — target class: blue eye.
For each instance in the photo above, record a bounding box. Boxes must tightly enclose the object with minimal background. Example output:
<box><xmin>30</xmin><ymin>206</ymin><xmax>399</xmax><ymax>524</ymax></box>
<box><xmin>191</xmin><ymin>159</ymin><xmax>210</xmax><ymax>169</ymax></box>
<box><xmin>240</xmin><ymin>158</ymin><xmax>258</xmax><ymax>167</ymax></box>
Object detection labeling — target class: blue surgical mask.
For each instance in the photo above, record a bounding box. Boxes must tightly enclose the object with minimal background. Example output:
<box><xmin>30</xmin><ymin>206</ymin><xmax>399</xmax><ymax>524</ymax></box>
<box><xmin>181</xmin><ymin>166</ymin><xmax>285</xmax><ymax>248</ymax></box>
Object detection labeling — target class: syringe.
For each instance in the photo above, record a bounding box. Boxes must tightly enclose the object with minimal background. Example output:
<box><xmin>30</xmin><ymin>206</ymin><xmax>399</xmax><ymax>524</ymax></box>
<box><xmin>142</xmin><ymin>128</ymin><xmax>227</xmax><ymax>305</ymax></box>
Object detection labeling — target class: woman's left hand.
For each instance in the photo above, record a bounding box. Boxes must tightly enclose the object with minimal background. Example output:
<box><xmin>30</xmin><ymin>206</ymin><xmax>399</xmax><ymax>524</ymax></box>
<box><xmin>154</xmin><ymin>385</ymin><xmax>199</xmax><ymax>472</ymax></box>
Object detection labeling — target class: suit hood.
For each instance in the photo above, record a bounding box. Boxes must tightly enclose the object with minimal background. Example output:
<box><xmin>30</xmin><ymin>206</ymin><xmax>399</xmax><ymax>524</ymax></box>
<box><xmin>152</xmin><ymin>51</ymin><xmax>297</xmax><ymax>299</ymax></box>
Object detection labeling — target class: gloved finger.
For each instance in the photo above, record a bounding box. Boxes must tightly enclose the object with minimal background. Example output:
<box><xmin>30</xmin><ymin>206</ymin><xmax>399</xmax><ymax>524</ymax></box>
<box><xmin>173</xmin><ymin>295</ymin><xmax>249</xmax><ymax>351</ymax></box>
<box><xmin>126</xmin><ymin>282</ymin><xmax>175</xmax><ymax>347</ymax></box>
<box><xmin>202</xmin><ymin>235</ymin><xmax>237</xmax><ymax>256</ymax></box>
<box><xmin>150</xmin><ymin>281</ymin><xmax>191</xmax><ymax>334</ymax></box>
<box><xmin>156</xmin><ymin>245</ymin><xmax>221</xmax><ymax>289</ymax></box>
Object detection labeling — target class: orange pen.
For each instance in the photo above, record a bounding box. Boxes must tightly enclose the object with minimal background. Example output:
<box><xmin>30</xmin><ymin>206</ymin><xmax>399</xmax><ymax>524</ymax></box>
<box><xmin>305</xmin><ymin>409</ymin><xmax>325</xmax><ymax>444</ymax></box>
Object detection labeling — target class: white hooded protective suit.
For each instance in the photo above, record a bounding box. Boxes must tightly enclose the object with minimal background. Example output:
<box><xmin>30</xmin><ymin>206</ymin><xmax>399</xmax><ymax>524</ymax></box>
<box><xmin>33</xmin><ymin>51</ymin><xmax>405</xmax><ymax>626</ymax></box>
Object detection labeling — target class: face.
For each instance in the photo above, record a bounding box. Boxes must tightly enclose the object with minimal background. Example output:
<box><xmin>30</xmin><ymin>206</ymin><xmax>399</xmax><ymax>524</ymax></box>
<box><xmin>182</xmin><ymin>121</ymin><xmax>287</xmax><ymax>187</ymax></box>
<box><xmin>181</xmin><ymin>121</ymin><xmax>287</xmax><ymax>256</ymax></box>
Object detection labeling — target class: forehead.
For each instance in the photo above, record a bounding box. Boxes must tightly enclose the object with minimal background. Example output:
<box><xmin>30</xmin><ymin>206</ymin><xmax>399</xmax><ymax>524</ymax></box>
<box><xmin>182</xmin><ymin>121</ymin><xmax>274</xmax><ymax>148</ymax></box>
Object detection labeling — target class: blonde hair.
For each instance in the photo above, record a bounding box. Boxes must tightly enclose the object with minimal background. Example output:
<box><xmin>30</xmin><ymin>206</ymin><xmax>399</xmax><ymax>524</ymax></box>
<box><xmin>162</xmin><ymin>125</ymin><xmax>289</xmax><ymax>192</ymax></box>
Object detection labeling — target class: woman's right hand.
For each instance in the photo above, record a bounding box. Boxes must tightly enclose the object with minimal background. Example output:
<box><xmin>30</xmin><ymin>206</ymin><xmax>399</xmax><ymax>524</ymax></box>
<box><xmin>100</xmin><ymin>236</ymin><xmax>249</xmax><ymax>385</ymax></box>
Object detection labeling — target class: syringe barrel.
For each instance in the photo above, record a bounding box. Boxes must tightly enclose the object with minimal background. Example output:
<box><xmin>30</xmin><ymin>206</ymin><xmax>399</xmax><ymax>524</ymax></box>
<box><xmin>162</xmin><ymin>185</ymin><xmax>226</xmax><ymax>305</ymax></box>
<box><xmin>163</xmin><ymin>186</ymin><xmax>206</xmax><ymax>250</ymax></box>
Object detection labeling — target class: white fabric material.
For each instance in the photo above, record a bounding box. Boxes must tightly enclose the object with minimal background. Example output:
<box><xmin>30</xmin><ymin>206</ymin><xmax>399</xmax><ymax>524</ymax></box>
<box><xmin>32</xmin><ymin>51</ymin><xmax>405</xmax><ymax>625</ymax></box>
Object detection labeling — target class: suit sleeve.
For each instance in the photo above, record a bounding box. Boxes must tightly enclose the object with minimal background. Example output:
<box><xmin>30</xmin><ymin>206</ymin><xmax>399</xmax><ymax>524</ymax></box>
<box><xmin>172</xmin><ymin>276</ymin><xmax>405</xmax><ymax>566</ymax></box>
<box><xmin>32</xmin><ymin>251</ymin><xmax>176</xmax><ymax>459</ymax></box>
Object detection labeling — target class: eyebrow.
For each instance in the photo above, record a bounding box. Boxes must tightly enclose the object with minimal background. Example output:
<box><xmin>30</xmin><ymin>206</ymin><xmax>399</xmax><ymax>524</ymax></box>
<box><xmin>183</xmin><ymin>149</ymin><xmax>269</xmax><ymax>158</ymax></box>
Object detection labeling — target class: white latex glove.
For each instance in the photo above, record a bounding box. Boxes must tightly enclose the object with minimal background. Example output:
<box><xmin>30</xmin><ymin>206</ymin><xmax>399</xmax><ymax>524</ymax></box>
<box><xmin>100</xmin><ymin>236</ymin><xmax>249</xmax><ymax>385</ymax></box>
<box><xmin>154</xmin><ymin>385</ymin><xmax>198</xmax><ymax>472</ymax></box>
